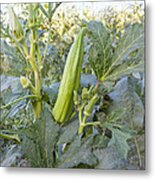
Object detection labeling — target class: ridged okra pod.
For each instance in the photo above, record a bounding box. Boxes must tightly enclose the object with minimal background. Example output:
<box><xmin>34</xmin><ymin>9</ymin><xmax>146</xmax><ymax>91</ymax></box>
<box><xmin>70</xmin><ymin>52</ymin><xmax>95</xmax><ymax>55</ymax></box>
<box><xmin>53</xmin><ymin>27</ymin><xmax>86</xmax><ymax>123</ymax></box>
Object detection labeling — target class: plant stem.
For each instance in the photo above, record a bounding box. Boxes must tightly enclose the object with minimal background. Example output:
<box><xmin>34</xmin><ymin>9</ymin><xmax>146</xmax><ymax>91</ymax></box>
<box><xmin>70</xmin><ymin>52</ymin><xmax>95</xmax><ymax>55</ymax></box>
<box><xmin>85</xmin><ymin>121</ymin><xmax>100</xmax><ymax>126</ymax></box>
<box><xmin>0</xmin><ymin>95</ymin><xmax>38</xmax><ymax>110</ymax></box>
<box><xmin>134</xmin><ymin>137</ymin><xmax>142</xmax><ymax>168</ymax></box>
<box><xmin>79</xmin><ymin>108</ymin><xmax>83</xmax><ymax>124</ymax></box>
<box><xmin>78</xmin><ymin>122</ymin><xmax>85</xmax><ymax>134</ymax></box>
<box><xmin>28</xmin><ymin>6</ymin><xmax>42</xmax><ymax>119</ymax></box>
<box><xmin>70</xmin><ymin>111</ymin><xmax>77</xmax><ymax>120</ymax></box>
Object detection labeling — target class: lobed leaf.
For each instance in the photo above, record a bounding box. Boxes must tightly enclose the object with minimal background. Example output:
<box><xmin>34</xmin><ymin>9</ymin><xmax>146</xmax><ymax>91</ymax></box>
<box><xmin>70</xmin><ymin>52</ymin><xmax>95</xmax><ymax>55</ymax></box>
<box><xmin>21</xmin><ymin>107</ymin><xmax>60</xmax><ymax>167</ymax></box>
<box><xmin>109</xmin><ymin>77</ymin><xmax>144</xmax><ymax>128</ymax></box>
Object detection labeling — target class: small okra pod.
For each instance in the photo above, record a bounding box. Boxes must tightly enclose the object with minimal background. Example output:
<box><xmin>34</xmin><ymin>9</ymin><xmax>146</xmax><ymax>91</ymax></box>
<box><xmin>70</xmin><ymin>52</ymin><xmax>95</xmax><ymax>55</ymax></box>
<box><xmin>84</xmin><ymin>94</ymin><xmax>99</xmax><ymax>117</ymax></box>
<box><xmin>82</xmin><ymin>87</ymin><xmax>89</xmax><ymax>100</ymax></box>
<box><xmin>73</xmin><ymin>90</ymin><xmax>81</xmax><ymax>106</ymax></box>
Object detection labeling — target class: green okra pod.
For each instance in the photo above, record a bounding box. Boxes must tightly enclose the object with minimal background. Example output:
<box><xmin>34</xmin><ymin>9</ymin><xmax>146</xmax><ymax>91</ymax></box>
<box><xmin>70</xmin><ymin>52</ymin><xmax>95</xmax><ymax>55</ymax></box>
<box><xmin>84</xmin><ymin>94</ymin><xmax>99</xmax><ymax>117</ymax></box>
<box><xmin>53</xmin><ymin>27</ymin><xmax>86</xmax><ymax>123</ymax></box>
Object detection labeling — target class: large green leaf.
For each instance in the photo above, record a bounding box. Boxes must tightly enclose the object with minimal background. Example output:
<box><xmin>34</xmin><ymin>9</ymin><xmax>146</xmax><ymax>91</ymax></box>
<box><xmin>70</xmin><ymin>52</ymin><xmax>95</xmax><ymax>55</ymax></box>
<box><xmin>104</xmin><ymin>60</ymin><xmax>144</xmax><ymax>82</ymax></box>
<box><xmin>42</xmin><ymin>82</ymin><xmax>59</xmax><ymax>105</ymax></box>
<box><xmin>57</xmin><ymin>135</ymin><xmax>98</xmax><ymax>168</ymax></box>
<box><xmin>111</xmin><ymin>24</ymin><xmax>144</xmax><ymax>66</ymax></box>
<box><xmin>107</xmin><ymin>127</ymin><xmax>132</xmax><ymax>159</ymax></box>
<box><xmin>80</xmin><ymin>74</ymin><xmax>97</xmax><ymax>87</ymax></box>
<box><xmin>86</xmin><ymin>21</ymin><xmax>144</xmax><ymax>82</ymax></box>
<box><xmin>21</xmin><ymin>107</ymin><xmax>60</xmax><ymax>167</ymax></box>
<box><xmin>58</xmin><ymin>118</ymin><xmax>79</xmax><ymax>144</ymax></box>
<box><xmin>86</xmin><ymin>21</ymin><xmax>113</xmax><ymax>79</ymax></box>
<box><xmin>102</xmin><ymin>24</ymin><xmax>144</xmax><ymax>81</ymax></box>
<box><xmin>94</xmin><ymin>146</ymin><xmax>128</xmax><ymax>169</ymax></box>
<box><xmin>109</xmin><ymin>77</ymin><xmax>144</xmax><ymax>128</ymax></box>
<box><xmin>1</xmin><ymin>75</ymin><xmax>21</xmax><ymax>93</ymax></box>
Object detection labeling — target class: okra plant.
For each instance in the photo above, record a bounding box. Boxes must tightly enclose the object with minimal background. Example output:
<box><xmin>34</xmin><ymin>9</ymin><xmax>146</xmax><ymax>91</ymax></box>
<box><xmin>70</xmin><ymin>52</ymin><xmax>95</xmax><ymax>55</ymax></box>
<box><xmin>0</xmin><ymin>2</ymin><xmax>144</xmax><ymax>169</ymax></box>
<box><xmin>5</xmin><ymin>4</ymin><xmax>42</xmax><ymax>119</ymax></box>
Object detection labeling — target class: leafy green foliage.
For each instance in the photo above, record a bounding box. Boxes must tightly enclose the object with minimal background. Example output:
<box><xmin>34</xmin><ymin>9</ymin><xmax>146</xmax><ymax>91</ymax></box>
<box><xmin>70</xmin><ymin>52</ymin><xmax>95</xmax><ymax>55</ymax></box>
<box><xmin>103</xmin><ymin>24</ymin><xmax>144</xmax><ymax>81</ymax></box>
<box><xmin>128</xmin><ymin>133</ymin><xmax>145</xmax><ymax>169</ymax></box>
<box><xmin>0</xmin><ymin>75</ymin><xmax>30</xmax><ymax>124</ymax></box>
<box><xmin>0</xmin><ymin>2</ymin><xmax>145</xmax><ymax>169</ymax></box>
<box><xmin>58</xmin><ymin>119</ymin><xmax>78</xmax><ymax>144</ymax></box>
<box><xmin>0</xmin><ymin>145</ymin><xmax>22</xmax><ymax>167</ymax></box>
<box><xmin>57</xmin><ymin>136</ymin><xmax>98</xmax><ymax>168</ymax></box>
<box><xmin>109</xmin><ymin>77</ymin><xmax>144</xmax><ymax>128</ymax></box>
<box><xmin>99</xmin><ymin>76</ymin><xmax>145</xmax><ymax>168</ymax></box>
<box><xmin>107</xmin><ymin>127</ymin><xmax>132</xmax><ymax>159</ymax></box>
<box><xmin>0</xmin><ymin>130</ymin><xmax>20</xmax><ymax>143</ymax></box>
<box><xmin>1</xmin><ymin>40</ymin><xmax>27</xmax><ymax>76</ymax></box>
<box><xmin>85</xmin><ymin>21</ymin><xmax>113</xmax><ymax>80</ymax></box>
<box><xmin>85</xmin><ymin>21</ymin><xmax>144</xmax><ymax>82</ymax></box>
<box><xmin>94</xmin><ymin>146</ymin><xmax>128</xmax><ymax>169</ymax></box>
<box><xmin>21</xmin><ymin>107</ymin><xmax>60</xmax><ymax>167</ymax></box>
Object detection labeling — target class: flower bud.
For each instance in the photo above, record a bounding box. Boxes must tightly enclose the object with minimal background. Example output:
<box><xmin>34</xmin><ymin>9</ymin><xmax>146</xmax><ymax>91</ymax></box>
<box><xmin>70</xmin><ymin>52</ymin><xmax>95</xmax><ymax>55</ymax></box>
<box><xmin>73</xmin><ymin>90</ymin><xmax>81</xmax><ymax>106</ymax></box>
<box><xmin>8</xmin><ymin>6</ymin><xmax>24</xmax><ymax>42</ymax></box>
<box><xmin>88</xmin><ymin>85</ymin><xmax>95</xmax><ymax>97</ymax></box>
<box><xmin>82</xmin><ymin>87</ymin><xmax>88</xmax><ymax>100</ymax></box>
<box><xmin>20</xmin><ymin>76</ymin><xmax>31</xmax><ymax>89</ymax></box>
<box><xmin>28</xmin><ymin>4</ymin><xmax>39</xmax><ymax>27</ymax></box>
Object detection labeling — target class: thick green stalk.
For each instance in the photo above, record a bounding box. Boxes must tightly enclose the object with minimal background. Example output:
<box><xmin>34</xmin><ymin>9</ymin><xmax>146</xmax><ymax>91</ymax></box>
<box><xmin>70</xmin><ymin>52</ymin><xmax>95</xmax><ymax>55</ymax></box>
<box><xmin>30</xmin><ymin>33</ymin><xmax>42</xmax><ymax>119</ymax></box>
<box><xmin>28</xmin><ymin>5</ymin><xmax>42</xmax><ymax>119</ymax></box>
<box><xmin>8</xmin><ymin>5</ymin><xmax>42</xmax><ymax>119</ymax></box>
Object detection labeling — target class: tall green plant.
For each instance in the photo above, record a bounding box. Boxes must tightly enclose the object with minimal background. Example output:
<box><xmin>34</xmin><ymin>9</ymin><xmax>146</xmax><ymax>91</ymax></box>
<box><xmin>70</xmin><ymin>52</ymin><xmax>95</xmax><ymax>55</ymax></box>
<box><xmin>6</xmin><ymin>5</ymin><xmax>42</xmax><ymax>118</ymax></box>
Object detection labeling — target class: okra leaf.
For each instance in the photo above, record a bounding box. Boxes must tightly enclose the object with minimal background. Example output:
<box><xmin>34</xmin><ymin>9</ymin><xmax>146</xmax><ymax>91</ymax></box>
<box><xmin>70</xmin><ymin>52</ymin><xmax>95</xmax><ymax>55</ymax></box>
<box><xmin>57</xmin><ymin>135</ymin><xmax>97</xmax><ymax>168</ymax></box>
<box><xmin>102</xmin><ymin>24</ymin><xmax>144</xmax><ymax>81</ymax></box>
<box><xmin>1</xmin><ymin>75</ymin><xmax>21</xmax><ymax>93</ymax></box>
<box><xmin>58</xmin><ymin>118</ymin><xmax>79</xmax><ymax>144</ymax></box>
<box><xmin>80</xmin><ymin>74</ymin><xmax>97</xmax><ymax>87</ymax></box>
<box><xmin>104</xmin><ymin>60</ymin><xmax>144</xmax><ymax>82</ymax></box>
<box><xmin>85</xmin><ymin>21</ymin><xmax>144</xmax><ymax>82</ymax></box>
<box><xmin>111</xmin><ymin>24</ymin><xmax>144</xmax><ymax>66</ymax></box>
<box><xmin>0</xmin><ymin>75</ymin><xmax>28</xmax><ymax>120</ymax></box>
<box><xmin>21</xmin><ymin>107</ymin><xmax>60</xmax><ymax>167</ymax></box>
<box><xmin>86</xmin><ymin>21</ymin><xmax>113</xmax><ymax>80</ymax></box>
<box><xmin>109</xmin><ymin>77</ymin><xmax>144</xmax><ymax>128</ymax></box>
<box><xmin>107</xmin><ymin>127</ymin><xmax>132</xmax><ymax>159</ymax></box>
<box><xmin>42</xmin><ymin>83</ymin><xmax>59</xmax><ymax>105</ymax></box>
<box><xmin>94</xmin><ymin>146</ymin><xmax>130</xmax><ymax>169</ymax></box>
